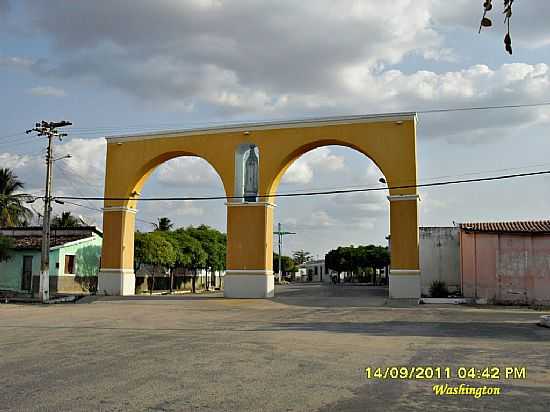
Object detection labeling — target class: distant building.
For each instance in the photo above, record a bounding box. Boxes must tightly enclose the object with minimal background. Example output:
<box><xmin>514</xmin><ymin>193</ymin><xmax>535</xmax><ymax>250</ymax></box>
<box><xmin>297</xmin><ymin>259</ymin><xmax>341</xmax><ymax>283</ymax></box>
<box><xmin>416</xmin><ymin>221</ymin><xmax>550</xmax><ymax>304</ymax></box>
<box><xmin>459</xmin><ymin>220</ymin><xmax>550</xmax><ymax>305</ymax></box>
<box><xmin>0</xmin><ymin>227</ymin><xmax>102</xmax><ymax>295</ymax></box>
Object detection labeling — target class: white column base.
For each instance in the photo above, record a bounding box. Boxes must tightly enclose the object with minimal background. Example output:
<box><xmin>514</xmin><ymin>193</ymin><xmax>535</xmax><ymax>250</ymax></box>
<box><xmin>224</xmin><ymin>270</ymin><xmax>274</xmax><ymax>298</ymax></box>
<box><xmin>389</xmin><ymin>270</ymin><xmax>421</xmax><ymax>299</ymax></box>
<box><xmin>97</xmin><ymin>269</ymin><xmax>135</xmax><ymax>296</ymax></box>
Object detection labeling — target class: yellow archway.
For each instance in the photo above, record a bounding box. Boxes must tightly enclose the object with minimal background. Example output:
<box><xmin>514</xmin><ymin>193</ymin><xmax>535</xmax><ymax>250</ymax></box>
<box><xmin>98</xmin><ymin>113</ymin><xmax>420</xmax><ymax>298</ymax></box>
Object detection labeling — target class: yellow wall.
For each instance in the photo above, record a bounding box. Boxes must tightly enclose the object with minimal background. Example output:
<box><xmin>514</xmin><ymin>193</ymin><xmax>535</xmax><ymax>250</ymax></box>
<box><xmin>101</xmin><ymin>115</ymin><xmax>419</xmax><ymax>275</ymax></box>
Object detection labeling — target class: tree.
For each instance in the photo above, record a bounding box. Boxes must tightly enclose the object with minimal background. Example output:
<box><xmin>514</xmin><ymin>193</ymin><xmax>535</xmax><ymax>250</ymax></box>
<box><xmin>292</xmin><ymin>250</ymin><xmax>312</xmax><ymax>265</ymax></box>
<box><xmin>273</xmin><ymin>253</ymin><xmax>297</xmax><ymax>275</ymax></box>
<box><xmin>0</xmin><ymin>234</ymin><xmax>13</xmax><ymax>263</ymax></box>
<box><xmin>51</xmin><ymin>211</ymin><xmax>82</xmax><ymax>228</ymax></box>
<box><xmin>186</xmin><ymin>225</ymin><xmax>226</xmax><ymax>289</ymax></box>
<box><xmin>479</xmin><ymin>0</ymin><xmax>516</xmax><ymax>54</ymax></box>
<box><xmin>134</xmin><ymin>231</ymin><xmax>177</xmax><ymax>294</ymax></box>
<box><xmin>0</xmin><ymin>168</ymin><xmax>33</xmax><ymax>227</ymax></box>
<box><xmin>164</xmin><ymin>228</ymin><xmax>207</xmax><ymax>292</ymax></box>
<box><xmin>154</xmin><ymin>217</ymin><xmax>173</xmax><ymax>232</ymax></box>
<box><xmin>325</xmin><ymin>244</ymin><xmax>390</xmax><ymax>284</ymax></box>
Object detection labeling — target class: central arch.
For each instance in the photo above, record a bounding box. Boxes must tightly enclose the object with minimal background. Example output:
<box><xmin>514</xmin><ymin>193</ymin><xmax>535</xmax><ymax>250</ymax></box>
<box><xmin>98</xmin><ymin>113</ymin><xmax>420</xmax><ymax>298</ymax></box>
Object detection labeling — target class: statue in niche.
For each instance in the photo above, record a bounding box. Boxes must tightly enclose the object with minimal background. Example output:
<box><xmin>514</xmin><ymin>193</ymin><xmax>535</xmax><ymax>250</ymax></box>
<box><xmin>243</xmin><ymin>145</ymin><xmax>258</xmax><ymax>202</ymax></box>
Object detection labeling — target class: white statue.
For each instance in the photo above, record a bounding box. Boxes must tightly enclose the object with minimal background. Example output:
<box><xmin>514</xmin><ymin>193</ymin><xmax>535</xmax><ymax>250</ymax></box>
<box><xmin>244</xmin><ymin>145</ymin><xmax>258</xmax><ymax>202</ymax></box>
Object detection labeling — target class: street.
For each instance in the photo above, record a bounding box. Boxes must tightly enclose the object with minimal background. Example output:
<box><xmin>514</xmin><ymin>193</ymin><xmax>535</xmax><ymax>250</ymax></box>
<box><xmin>1</xmin><ymin>284</ymin><xmax>549</xmax><ymax>411</ymax></box>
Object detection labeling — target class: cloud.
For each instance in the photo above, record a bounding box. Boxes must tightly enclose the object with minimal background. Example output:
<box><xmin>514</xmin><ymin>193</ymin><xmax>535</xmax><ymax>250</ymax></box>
<box><xmin>21</xmin><ymin>0</ymin><xmax>444</xmax><ymax>112</ymax></box>
<box><xmin>5</xmin><ymin>1</ymin><xmax>548</xmax><ymax>140</ymax></box>
<box><xmin>57</xmin><ymin>137</ymin><xmax>106</xmax><ymax>190</ymax></box>
<box><xmin>283</xmin><ymin>147</ymin><xmax>345</xmax><ymax>184</ymax></box>
<box><xmin>156</xmin><ymin>156</ymin><xmax>222</xmax><ymax>187</ymax></box>
<box><xmin>27</xmin><ymin>86</ymin><xmax>66</xmax><ymax>97</ymax></box>
<box><xmin>0</xmin><ymin>56</ymin><xmax>34</xmax><ymax>69</ymax></box>
<box><xmin>0</xmin><ymin>0</ymin><xmax>9</xmax><ymax>15</ymax></box>
<box><xmin>0</xmin><ymin>153</ymin><xmax>32</xmax><ymax>170</ymax></box>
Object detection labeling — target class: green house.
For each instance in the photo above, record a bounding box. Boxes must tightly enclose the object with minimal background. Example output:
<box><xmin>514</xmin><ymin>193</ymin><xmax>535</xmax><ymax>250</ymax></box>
<box><xmin>0</xmin><ymin>227</ymin><xmax>102</xmax><ymax>295</ymax></box>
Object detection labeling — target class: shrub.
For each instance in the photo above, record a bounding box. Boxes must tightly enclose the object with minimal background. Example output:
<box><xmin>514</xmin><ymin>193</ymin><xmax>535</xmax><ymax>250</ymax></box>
<box><xmin>429</xmin><ymin>280</ymin><xmax>449</xmax><ymax>298</ymax></box>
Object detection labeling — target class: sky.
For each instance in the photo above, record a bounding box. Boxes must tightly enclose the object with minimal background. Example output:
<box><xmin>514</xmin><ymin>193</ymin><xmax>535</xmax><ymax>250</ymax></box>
<box><xmin>1</xmin><ymin>0</ymin><xmax>549</xmax><ymax>257</ymax></box>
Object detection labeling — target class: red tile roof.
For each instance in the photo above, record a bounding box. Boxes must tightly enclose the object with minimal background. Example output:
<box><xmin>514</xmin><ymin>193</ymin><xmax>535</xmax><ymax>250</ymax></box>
<box><xmin>10</xmin><ymin>235</ymin><xmax>93</xmax><ymax>250</ymax></box>
<box><xmin>0</xmin><ymin>227</ymin><xmax>102</xmax><ymax>250</ymax></box>
<box><xmin>459</xmin><ymin>221</ymin><xmax>550</xmax><ymax>233</ymax></box>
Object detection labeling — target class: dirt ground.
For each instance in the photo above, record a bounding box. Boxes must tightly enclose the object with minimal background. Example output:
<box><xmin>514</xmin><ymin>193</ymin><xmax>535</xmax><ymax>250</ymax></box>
<box><xmin>1</xmin><ymin>283</ymin><xmax>549</xmax><ymax>411</ymax></box>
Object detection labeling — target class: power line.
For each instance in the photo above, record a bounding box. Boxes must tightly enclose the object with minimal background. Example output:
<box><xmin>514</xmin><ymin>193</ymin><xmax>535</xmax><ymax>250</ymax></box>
<box><xmin>34</xmin><ymin>101</ymin><xmax>550</xmax><ymax>138</ymax></box>
<box><xmin>50</xmin><ymin>169</ymin><xmax>550</xmax><ymax>202</ymax></box>
<box><xmin>417</xmin><ymin>102</ymin><xmax>550</xmax><ymax>114</ymax></box>
<box><xmin>60</xmin><ymin>199</ymin><xmax>156</xmax><ymax>227</ymax></box>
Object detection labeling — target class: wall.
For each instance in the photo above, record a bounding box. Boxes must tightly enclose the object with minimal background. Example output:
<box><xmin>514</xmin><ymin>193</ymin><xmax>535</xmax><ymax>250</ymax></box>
<box><xmin>135</xmin><ymin>266</ymin><xmax>225</xmax><ymax>293</ymax></box>
<box><xmin>460</xmin><ymin>231</ymin><xmax>550</xmax><ymax>305</ymax></box>
<box><xmin>0</xmin><ymin>235</ymin><xmax>102</xmax><ymax>294</ymax></box>
<box><xmin>0</xmin><ymin>250</ymin><xmax>41</xmax><ymax>291</ymax></box>
<box><xmin>54</xmin><ymin>235</ymin><xmax>102</xmax><ymax>277</ymax></box>
<box><xmin>420</xmin><ymin>227</ymin><xmax>461</xmax><ymax>296</ymax></box>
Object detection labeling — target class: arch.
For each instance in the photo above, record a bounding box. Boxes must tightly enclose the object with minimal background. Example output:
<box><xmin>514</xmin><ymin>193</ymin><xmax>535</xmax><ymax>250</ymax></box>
<box><xmin>132</xmin><ymin>151</ymin><xmax>229</xmax><ymax>202</ymax></box>
<box><xmin>98</xmin><ymin>113</ymin><xmax>421</xmax><ymax>299</ymax></box>
<box><xmin>265</xmin><ymin>139</ymin><xmax>391</xmax><ymax>198</ymax></box>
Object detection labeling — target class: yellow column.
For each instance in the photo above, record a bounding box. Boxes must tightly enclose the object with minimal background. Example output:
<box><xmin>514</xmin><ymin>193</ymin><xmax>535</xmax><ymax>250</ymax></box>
<box><xmin>388</xmin><ymin>195</ymin><xmax>421</xmax><ymax>298</ymax></box>
<box><xmin>97</xmin><ymin>206</ymin><xmax>137</xmax><ymax>296</ymax></box>
<box><xmin>225</xmin><ymin>202</ymin><xmax>274</xmax><ymax>298</ymax></box>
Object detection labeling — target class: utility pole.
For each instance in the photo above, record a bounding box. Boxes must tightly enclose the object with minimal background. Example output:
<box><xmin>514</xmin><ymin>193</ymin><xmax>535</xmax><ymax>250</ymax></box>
<box><xmin>273</xmin><ymin>223</ymin><xmax>295</xmax><ymax>282</ymax></box>
<box><xmin>26</xmin><ymin>120</ymin><xmax>72</xmax><ymax>302</ymax></box>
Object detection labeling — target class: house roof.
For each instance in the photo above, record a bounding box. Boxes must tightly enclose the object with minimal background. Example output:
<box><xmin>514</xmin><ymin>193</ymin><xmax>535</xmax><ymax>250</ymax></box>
<box><xmin>459</xmin><ymin>220</ymin><xmax>550</xmax><ymax>234</ymax></box>
<box><xmin>0</xmin><ymin>227</ymin><xmax>102</xmax><ymax>250</ymax></box>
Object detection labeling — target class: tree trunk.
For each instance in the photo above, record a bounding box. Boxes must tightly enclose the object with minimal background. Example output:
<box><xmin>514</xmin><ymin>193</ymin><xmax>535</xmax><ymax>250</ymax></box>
<box><xmin>169</xmin><ymin>268</ymin><xmax>173</xmax><ymax>294</ymax></box>
<box><xmin>192</xmin><ymin>269</ymin><xmax>196</xmax><ymax>294</ymax></box>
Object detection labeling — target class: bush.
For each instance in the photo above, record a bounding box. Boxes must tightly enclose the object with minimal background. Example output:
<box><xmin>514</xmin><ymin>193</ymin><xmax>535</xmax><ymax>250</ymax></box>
<box><xmin>429</xmin><ymin>280</ymin><xmax>449</xmax><ymax>298</ymax></box>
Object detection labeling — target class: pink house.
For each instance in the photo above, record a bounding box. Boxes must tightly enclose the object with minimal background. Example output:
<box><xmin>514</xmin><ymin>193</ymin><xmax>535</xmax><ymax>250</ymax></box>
<box><xmin>459</xmin><ymin>221</ymin><xmax>550</xmax><ymax>305</ymax></box>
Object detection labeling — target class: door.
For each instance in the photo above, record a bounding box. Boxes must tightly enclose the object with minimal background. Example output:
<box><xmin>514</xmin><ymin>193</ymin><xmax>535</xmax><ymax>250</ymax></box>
<box><xmin>21</xmin><ymin>256</ymin><xmax>33</xmax><ymax>291</ymax></box>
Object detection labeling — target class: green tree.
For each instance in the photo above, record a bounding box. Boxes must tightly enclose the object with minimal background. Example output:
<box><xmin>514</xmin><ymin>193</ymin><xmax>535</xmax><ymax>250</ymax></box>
<box><xmin>292</xmin><ymin>250</ymin><xmax>312</xmax><ymax>265</ymax></box>
<box><xmin>273</xmin><ymin>253</ymin><xmax>297</xmax><ymax>274</ymax></box>
<box><xmin>52</xmin><ymin>211</ymin><xmax>82</xmax><ymax>228</ymax></box>
<box><xmin>186</xmin><ymin>225</ymin><xmax>226</xmax><ymax>289</ymax></box>
<box><xmin>0</xmin><ymin>234</ymin><xmax>13</xmax><ymax>262</ymax></box>
<box><xmin>325</xmin><ymin>244</ymin><xmax>389</xmax><ymax>284</ymax></box>
<box><xmin>134</xmin><ymin>231</ymin><xmax>177</xmax><ymax>294</ymax></box>
<box><xmin>0</xmin><ymin>168</ymin><xmax>33</xmax><ymax>227</ymax></box>
<box><xmin>154</xmin><ymin>217</ymin><xmax>174</xmax><ymax>232</ymax></box>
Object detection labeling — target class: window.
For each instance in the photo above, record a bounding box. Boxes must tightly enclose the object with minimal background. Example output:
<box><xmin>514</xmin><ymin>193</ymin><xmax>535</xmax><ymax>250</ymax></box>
<box><xmin>64</xmin><ymin>255</ymin><xmax>75</xmax><ymax>274</ymax></box>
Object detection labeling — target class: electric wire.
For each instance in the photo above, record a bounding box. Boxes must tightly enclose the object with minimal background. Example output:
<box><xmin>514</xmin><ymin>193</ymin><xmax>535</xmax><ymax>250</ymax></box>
<box><xmin>29</xmin><ymin>101</ymin><xmax>550</xmax><ymax>138</ymax></box>
<box><xmin>47</xmin><ymin>169</ymin><xmax>550</xmax><ymax>202</ymax></box>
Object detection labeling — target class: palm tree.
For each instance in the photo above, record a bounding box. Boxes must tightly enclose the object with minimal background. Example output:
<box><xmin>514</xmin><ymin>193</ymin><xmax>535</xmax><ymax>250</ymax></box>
<box><xmin>51</xmin><ymin>211</ymin><xmax>82</xmax><ymax>228</ymax></box>
<box><xmin>0</xmin><ymin>168</ymin><xmax>33</xmax><ymax>227</ymax></box>
<box><xmin>155</xmin><ymin>217</ymin><xmax>174</xmax><ymax>232</ymax></box>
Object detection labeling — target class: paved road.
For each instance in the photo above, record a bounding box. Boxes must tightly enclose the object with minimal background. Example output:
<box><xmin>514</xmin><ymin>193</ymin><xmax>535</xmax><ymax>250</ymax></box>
<box><xmin>1</xmin><ymin>284</ymin><xmax>549</xmax><ymax>411</ymax></box>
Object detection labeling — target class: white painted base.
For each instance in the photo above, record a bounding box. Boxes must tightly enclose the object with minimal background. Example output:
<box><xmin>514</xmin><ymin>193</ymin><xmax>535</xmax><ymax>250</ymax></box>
<box><xmin>97</xmin><ymin>269</ymin><xmax>135</xmax><ymax>296</ymax></box>
<box><xmin>224</xmin><ymin>271</ymin><xmax>274</xmax><ymax>298</ymax></box>
<box><xmin>389</xmin><ymin>270</ymin><xmax>421</xmax><ymax>299</ymax></box>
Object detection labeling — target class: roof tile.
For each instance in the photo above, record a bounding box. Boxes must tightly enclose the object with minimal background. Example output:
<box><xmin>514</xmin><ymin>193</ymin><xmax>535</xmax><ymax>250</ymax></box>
<box><xmin>459</xmin><ymin>220</ymin><xmax>550</xmax><ymax>233</ymax></box>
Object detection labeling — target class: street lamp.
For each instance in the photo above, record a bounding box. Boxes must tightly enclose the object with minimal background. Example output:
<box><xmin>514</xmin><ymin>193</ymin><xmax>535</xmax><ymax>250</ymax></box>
<box><xmin>53</xmin><ymin>153</ymin><xmax>72</xmax><ymax>162</ymax></box>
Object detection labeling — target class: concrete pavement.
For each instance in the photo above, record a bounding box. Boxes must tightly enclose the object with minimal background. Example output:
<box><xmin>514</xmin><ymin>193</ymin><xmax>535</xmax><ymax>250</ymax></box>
<box><xmin>1</xmin><ymin>283</ymin><xmax>549</xmax><ymax>411</ymax></box>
